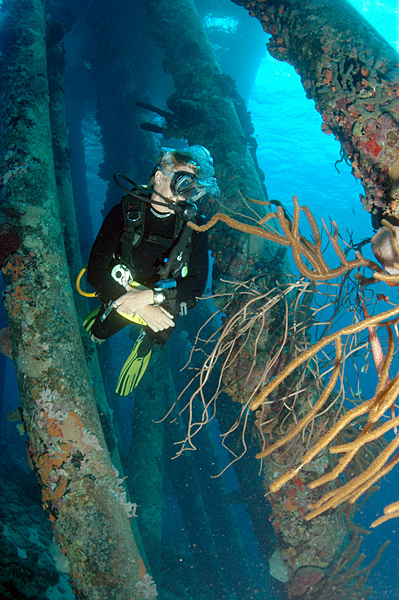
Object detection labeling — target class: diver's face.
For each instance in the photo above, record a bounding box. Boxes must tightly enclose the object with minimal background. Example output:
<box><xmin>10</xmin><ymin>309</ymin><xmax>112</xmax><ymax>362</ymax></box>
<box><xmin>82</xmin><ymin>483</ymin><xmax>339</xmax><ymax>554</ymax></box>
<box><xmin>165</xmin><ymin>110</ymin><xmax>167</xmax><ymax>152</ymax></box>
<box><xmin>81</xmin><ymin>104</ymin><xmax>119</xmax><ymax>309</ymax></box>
<box><xmin>152</xmin><ymin>163</ymin><xmax>197</xmax><ymax>213</ymax></box>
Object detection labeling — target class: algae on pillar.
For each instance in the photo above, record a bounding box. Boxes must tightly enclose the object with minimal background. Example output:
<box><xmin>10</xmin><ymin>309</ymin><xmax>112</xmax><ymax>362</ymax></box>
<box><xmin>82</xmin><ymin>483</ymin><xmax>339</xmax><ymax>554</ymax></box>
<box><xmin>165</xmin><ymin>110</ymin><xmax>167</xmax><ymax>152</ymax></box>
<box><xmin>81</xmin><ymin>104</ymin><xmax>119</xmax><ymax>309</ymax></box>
<box><xmin>0</xmin><ymin>1</ymin><xmax>144</xmax><ymax>597</ymax></box>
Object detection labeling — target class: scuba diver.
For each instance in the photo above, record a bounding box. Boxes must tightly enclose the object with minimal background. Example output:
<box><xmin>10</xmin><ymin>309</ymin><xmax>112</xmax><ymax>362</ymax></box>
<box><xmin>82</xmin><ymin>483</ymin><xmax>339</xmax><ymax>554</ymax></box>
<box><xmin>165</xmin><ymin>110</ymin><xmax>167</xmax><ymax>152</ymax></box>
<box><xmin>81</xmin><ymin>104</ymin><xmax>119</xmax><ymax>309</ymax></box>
<box><xmin>83</xmin><ymin>145</ymin><xmax>219</xmax><ymax>396</ymax></box>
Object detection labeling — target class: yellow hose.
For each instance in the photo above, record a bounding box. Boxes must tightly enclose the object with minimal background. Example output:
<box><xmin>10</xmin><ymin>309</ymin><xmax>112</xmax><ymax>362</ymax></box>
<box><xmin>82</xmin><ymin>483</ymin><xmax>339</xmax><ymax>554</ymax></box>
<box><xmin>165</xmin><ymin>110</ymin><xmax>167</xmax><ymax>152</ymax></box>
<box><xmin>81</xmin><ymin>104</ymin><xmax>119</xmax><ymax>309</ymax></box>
<box><xmin>76</xmin><ymin>266</ymin><xmax>97</xmax><ymax>298</ymax></box>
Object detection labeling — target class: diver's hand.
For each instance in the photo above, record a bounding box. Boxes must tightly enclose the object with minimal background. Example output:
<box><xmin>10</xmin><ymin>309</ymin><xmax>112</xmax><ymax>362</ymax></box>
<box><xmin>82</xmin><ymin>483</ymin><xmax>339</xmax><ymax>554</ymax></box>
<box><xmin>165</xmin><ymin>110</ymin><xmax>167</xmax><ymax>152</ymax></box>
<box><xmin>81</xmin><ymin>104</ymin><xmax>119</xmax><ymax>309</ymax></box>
<box><xmin>136</xmin><ymin>305</ymin><xmax>175</xmax><ymax>332</ymax></box>
<box><xmin>114</xmin><ymin>288</ymin><xmax>154</xmax><ymax>315</ymax></box>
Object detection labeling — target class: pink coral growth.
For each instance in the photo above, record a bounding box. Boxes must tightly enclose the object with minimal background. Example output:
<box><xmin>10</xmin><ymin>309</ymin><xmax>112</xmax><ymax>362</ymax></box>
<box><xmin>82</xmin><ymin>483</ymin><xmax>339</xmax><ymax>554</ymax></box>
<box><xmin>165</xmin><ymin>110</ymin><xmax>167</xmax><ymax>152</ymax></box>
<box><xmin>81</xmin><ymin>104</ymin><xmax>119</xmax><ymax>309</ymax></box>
<box><xmin>81</xmin><ymin>427</ymin><xmax>103</xmax><ymax>451</ymax></box>
<box><xmin>0</xmin><ymin>327</ymin><xmax>12</xmax><ymax>359</ymax></box>
<box><xmin>112</xmin><ymin>466</ymin><xmax>138</xmax><ymax>518</ymax></box>
<box><xmin>135</xmin><ymin>573</ymin><xmax>158</xmax><ymax>599</ymax></box>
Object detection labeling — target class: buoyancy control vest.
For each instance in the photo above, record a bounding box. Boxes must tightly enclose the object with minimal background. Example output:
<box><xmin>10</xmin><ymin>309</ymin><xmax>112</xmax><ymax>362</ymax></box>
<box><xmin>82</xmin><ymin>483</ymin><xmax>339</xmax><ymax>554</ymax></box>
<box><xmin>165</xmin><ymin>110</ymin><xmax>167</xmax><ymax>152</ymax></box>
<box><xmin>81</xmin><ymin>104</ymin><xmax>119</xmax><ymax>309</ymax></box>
<box><xmin>116</xmin><ymin>180</ymin><xmax>195</xmax><ymax>282</ymax></box>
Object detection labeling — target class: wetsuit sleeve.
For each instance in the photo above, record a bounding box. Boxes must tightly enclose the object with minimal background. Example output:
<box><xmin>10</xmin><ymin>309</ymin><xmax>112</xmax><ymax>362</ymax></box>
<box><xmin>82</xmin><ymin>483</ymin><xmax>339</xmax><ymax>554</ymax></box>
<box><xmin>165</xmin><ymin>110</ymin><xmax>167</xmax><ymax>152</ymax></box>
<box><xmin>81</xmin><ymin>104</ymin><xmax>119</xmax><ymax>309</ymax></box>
<box><xmin>176</xmin><ymin>227</ymin><xmax>209</xmax><ymax>309</ymax></box>
<box><xmin>87</xmin><ymin>203</ymin><xmax>127</xmax><ymax>301</ymax></box>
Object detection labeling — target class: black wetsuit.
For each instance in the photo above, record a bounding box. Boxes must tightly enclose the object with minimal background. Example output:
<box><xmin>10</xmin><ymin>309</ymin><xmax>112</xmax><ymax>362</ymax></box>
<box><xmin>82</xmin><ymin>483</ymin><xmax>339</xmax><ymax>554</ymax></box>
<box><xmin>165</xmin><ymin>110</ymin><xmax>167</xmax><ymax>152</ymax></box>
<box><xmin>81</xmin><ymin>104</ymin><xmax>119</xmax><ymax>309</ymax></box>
<box><xmin>87</xmin><ymin>197</ymin><xmax>209</xmax><ymax>345</ymax></box>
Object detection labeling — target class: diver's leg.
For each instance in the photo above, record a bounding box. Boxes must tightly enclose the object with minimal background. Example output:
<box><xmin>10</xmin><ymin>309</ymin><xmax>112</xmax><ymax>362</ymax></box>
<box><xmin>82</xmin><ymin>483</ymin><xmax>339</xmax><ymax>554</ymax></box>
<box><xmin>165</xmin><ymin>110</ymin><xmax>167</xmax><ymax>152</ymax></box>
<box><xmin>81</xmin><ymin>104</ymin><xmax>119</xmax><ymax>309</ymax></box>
<box><xmin>88</xmin><ymin>304</ymin><xmax>131</xmax><ymax>342</ymax></box>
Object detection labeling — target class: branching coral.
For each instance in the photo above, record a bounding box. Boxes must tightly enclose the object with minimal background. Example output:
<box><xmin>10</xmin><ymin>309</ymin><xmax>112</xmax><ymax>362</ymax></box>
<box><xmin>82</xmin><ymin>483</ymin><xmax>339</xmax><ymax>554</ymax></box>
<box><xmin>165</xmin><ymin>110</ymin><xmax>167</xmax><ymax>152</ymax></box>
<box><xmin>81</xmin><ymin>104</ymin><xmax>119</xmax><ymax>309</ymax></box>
<box><xmin>189</xmin><ymin>196</ymin><xmax>382</xmax><ymax>281</ymax></box>
<box><xmin>171</xmin><ymin>277</ymin><xmax>309</xmax><ymax>460</ymax></box>
<box><xmin>185</xmin><ymin>196</ymin><xmax>399</xmax><ymax>525</ymax></box>
<box><xmin>249</xmin><ymin>307</ymin><xmax>399</xmax><ymax>523</ymax></box>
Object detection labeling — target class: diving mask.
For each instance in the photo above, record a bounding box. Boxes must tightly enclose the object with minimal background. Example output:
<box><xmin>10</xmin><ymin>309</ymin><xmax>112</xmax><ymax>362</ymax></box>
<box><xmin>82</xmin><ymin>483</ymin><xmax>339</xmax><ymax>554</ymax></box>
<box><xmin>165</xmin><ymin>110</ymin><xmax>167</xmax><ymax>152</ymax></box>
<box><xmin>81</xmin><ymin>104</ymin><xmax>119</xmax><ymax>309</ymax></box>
<box><xmin>170</xmin><ymin>171</ymin><xmax>206</xmax><ymax>203</ymax></box>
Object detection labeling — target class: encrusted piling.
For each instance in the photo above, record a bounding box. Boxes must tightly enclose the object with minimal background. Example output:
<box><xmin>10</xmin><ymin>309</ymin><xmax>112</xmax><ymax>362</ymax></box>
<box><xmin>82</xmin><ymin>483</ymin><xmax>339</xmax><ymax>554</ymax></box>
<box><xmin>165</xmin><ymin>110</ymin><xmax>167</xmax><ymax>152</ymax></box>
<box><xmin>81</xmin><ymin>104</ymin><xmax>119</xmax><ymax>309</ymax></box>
<box><xmin>0</xmin><ymin>1</ymin><xmax>143</xmax><ymax>597</ymax></box>
<box><xmin>234</xmin><ymin>0</ymin><xmax>399</xmax><ymax>228</ymax></box>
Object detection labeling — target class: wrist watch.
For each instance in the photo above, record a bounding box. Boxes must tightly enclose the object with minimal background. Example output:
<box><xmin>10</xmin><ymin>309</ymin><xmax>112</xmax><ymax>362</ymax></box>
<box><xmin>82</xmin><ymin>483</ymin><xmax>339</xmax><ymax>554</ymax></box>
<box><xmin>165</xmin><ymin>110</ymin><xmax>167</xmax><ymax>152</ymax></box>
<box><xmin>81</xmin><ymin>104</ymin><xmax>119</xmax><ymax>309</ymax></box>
<box><xmin>153</xmin><ymin>291</ymin><xmax>165</xmax><ymax>305</ymax></box>
<box><xmin>153</xmin><ymin>279</ymin><xmax>176</xmax><ymax>305</ymax></box>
